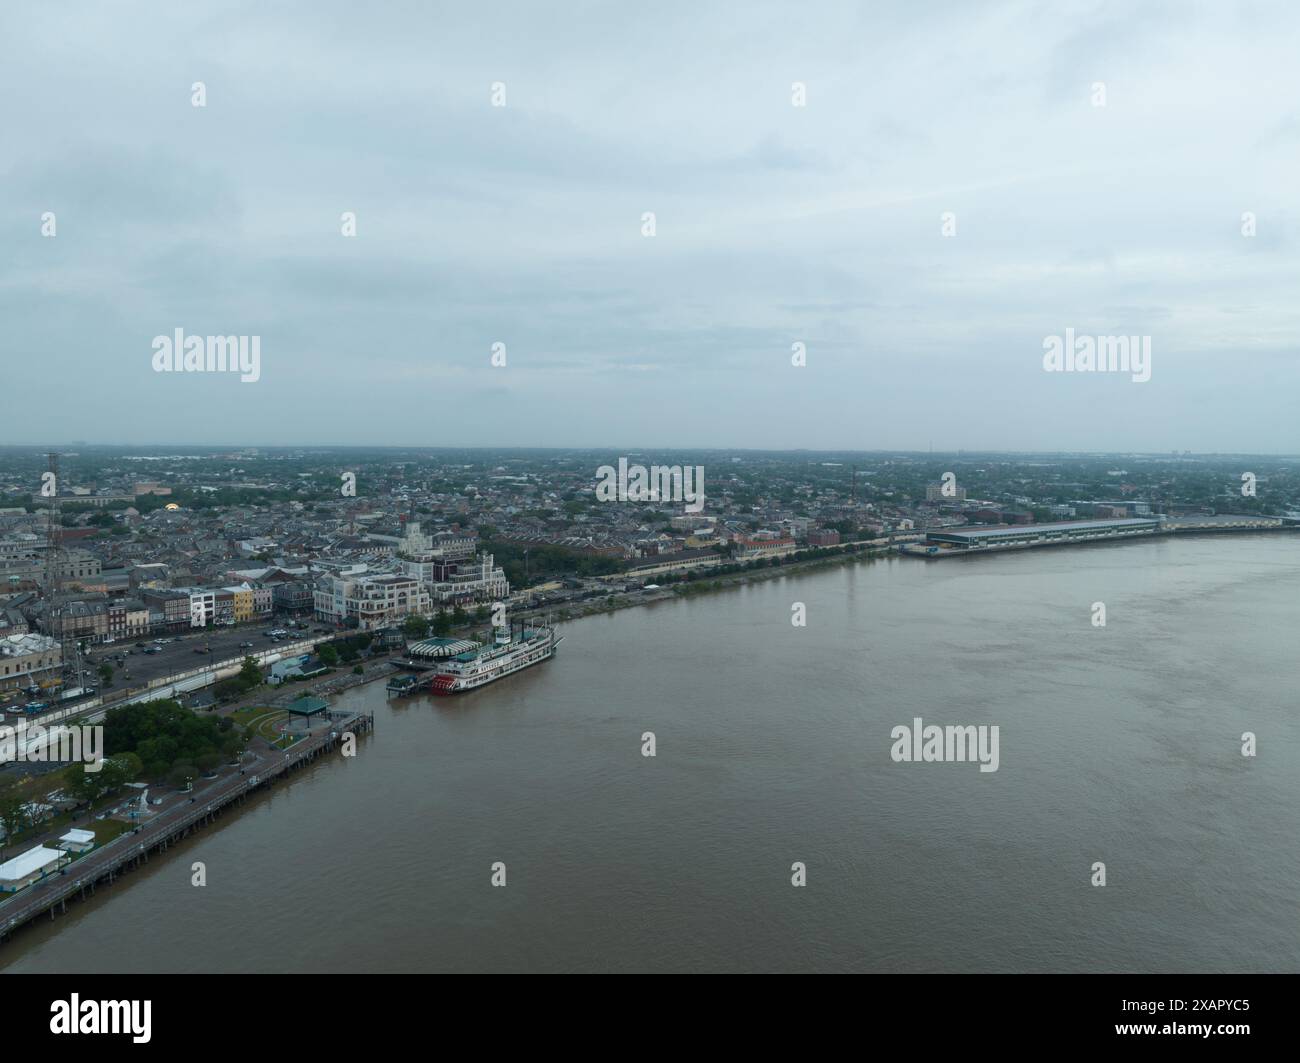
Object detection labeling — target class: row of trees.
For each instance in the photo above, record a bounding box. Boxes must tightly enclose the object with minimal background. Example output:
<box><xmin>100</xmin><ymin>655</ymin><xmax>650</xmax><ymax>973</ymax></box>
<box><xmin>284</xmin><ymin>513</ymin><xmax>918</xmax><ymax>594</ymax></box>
<box><xmin>317</xmin><ymin>631</ymin><xmax>375</xmax><ymax>666</ymax></box>
<box><xmin>666</xmin><ymin>542</ymin><xmax>877</xmax><ymax>594</ymax></box>
<box><xmin>480</xmin><ymin>539</ymin><xmax>624</xmax><ymax>586</ymax></box>
<box><xmin>213</xmin><ymin>656</ymin><xmax>265</xmax><ymax>702</ymax></box>
<box><xmin>401</xmin><ymin>604</ymin><xmax>487</xmax><ymax>640</ymax></box>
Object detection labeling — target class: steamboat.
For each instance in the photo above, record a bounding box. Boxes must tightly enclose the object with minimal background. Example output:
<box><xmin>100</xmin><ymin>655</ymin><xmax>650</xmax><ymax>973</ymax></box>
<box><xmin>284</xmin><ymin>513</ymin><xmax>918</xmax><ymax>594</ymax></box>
<box><xmin>427</xmin><ymin>620</ymin><xmax>562</xmax><ymax>694</ymax></box>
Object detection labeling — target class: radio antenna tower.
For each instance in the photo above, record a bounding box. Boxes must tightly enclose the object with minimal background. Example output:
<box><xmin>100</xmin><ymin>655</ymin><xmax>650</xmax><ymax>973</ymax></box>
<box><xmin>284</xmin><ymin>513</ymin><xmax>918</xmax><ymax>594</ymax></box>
<box><xmin>43</xmin><ymin>451</ymin><xmax>62</xmax><ymax>610</ymax></box>
<box><xmin>43</xmin><ymin>452</ymin><xmax>81</xmax><ymax>692</ymax></box>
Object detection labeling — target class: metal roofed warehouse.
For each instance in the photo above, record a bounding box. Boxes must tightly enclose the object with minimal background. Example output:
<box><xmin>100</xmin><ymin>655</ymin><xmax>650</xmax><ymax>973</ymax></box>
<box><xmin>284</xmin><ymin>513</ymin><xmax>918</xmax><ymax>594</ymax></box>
<box><xmin>924</xmin><ymin>517</ymin><xmax>1161</xmax><ymax>550</ymax></box>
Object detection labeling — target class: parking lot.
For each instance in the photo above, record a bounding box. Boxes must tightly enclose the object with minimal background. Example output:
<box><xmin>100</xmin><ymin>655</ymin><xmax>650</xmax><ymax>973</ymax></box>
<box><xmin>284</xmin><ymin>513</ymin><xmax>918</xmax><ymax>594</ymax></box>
<box><xmin>83</xmin><ymin>621</ymin><xmax>332</xmax><ymax>687</ymax></box>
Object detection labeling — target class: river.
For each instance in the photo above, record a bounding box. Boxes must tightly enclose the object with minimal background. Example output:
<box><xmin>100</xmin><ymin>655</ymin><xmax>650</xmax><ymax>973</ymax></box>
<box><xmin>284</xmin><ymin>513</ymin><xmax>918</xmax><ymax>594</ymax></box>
<box><xmin>4</xmin><ymin>535</ymin><xmax>1298</xmax><ymax>972</ymax></box>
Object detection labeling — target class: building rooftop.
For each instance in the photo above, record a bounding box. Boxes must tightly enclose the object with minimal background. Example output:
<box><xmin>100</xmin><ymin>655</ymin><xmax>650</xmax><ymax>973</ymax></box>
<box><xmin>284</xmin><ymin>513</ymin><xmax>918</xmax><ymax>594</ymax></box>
<box><xmin>934</xmin><ymin>518</ymin><xmax>1158</xmax><ymax>540</ymax></box>
<box><xmin>0</xmin><ymin>845</ymin><xmax>65</xmax><ymax>881</ymax></box>
<box><xmin>286</xmin><ymin>695</ymin><xmax>329</xmax><ymax>716</ymax></box>
<box><xmin>0</xmin><ymin>632</ymin><xmax>58</xmax><ymax>657</ymax></box>
<box><xmin>409</xmin><ymin>637</ymin><xmax>479</xmax><ymax>658</ymax></box>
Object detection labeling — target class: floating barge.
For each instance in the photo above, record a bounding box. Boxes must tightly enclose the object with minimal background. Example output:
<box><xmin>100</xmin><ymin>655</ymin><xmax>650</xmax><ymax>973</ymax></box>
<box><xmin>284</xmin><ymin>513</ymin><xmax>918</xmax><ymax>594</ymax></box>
<box><xmin>385</xmin><ymin>674</ymin><xmax>420</xmax><ymax>696</ymax></box>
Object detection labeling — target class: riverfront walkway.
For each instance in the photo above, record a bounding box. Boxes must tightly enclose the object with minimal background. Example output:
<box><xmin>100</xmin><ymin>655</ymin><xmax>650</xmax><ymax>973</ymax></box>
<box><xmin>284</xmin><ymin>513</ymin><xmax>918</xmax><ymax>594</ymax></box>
<box><xmin>0</xmin><ymin>707</ymin><xmax>374</xmax><ymax>945</ymax></box>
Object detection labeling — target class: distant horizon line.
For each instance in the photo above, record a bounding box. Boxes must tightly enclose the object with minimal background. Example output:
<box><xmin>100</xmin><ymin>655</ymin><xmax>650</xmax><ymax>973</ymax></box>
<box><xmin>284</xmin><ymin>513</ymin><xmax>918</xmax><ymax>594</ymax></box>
<box><xmin>2</xmin><ymin>442</ymin><xmax>1299</xmax><ymax>460</ymax></box>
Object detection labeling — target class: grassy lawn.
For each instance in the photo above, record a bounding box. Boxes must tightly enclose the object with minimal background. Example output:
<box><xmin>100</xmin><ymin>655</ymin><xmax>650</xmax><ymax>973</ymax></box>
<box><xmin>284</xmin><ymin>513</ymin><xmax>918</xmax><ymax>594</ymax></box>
<box><xmin>229</xmin><ymin>706</ymin><xmax>277</xmax><ymax>729</ymax></box>
<box><xmin>91</xmin><ymin>818</ymin><xmax>132</xmax><ymax>844</ymax></box>
<box><xmin>228</xmin><ymin>706</ymin><xmax>310</xmax><ymax>749</ymax></box>
<box><xmin>229</xmin><ymin>706</ymin><xmax>291</xmax><ymax>743</ymax></box>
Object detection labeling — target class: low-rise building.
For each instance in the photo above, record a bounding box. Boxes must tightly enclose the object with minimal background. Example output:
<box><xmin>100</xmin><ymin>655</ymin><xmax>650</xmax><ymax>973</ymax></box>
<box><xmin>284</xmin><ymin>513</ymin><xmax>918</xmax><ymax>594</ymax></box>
<box><xmin>0</xmin><ymin>845</ymin><xmax>70</xmax><ymax>892</ymax></box>
<box><xmin>141</xmin><ymin>588</ymin><xmax>192</xmax><ymax>632</ymax></box>
<box><xmin>427</xmin><ymin>553</ymin><xmax>510</xmax><ymax>605</ymax></box>
<box><xmin>223</xmin><ymin>585</ymin><xmax>255</xmax><ymax>623</ymax></box>
<box><xmin>56</xmin><ymin>828</ymin><xmax>96</xmax><ymax>854</ymax></box>
<box><xmin>314</xmin><ymin>572</ymin><xmax>431</xmax><ymax>630</ymax></box>
<box><xmin>272</xmin><ymin>581</ymin><xmax>313</xmax><ymax>614</ymax></box>
<box><xmin>0</xmin><ymin>632</ymin><xmax>62</xmax><ymax>692</ymax></box>
<box><xmin>734</xmin><ymin>537</ymin><xmax>797</xmax><ymax>560</ymax></box>
<box><xmin>107</xmin><ymin>598</ymin><xmax>150</xmax><ymax>641</ymax></box>
<box><xmin>269</xmin><ymin>653</ymin><xmax>328</xmax><ymax>683</ymax></box>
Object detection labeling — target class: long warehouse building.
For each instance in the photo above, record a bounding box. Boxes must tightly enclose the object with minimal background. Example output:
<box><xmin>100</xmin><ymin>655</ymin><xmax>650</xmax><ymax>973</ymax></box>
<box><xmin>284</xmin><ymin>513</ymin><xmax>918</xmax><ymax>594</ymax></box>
<box><xmin>915</xmin><ymin>517</ymin><xmax>1162</xmax><ymax>555</ymax></box>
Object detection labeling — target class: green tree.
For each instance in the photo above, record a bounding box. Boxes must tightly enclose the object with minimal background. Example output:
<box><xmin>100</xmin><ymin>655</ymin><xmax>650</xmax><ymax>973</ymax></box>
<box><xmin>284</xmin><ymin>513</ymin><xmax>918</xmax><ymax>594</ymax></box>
<box><xmin>317</xmin><ymin>643</ymin><xmax>339</xmax><ymax>666</ymax></box>
<box><xmin>432</xmin><ymin>609</ymin><xmax>452</xmax><ymax>637</ymax></box>
<box><xmin>104</xmin><ymin>752</ymin><xmax>142</xmax><ymax>786</ymax></box>
<box><xmin>0</xmin><ymin>775</ymin><xmax>29</xmax><ymax>845</ymax></box>
<box><xmin>68</xmin><ymin>755</ymin><xmax>133</xmax><ymax>803</ymax></box>
<box><xmin>402</xmin><ymin>615</ymin><xmax>430</xmax><ymax>639</ymax></box>
<box><xmin>237</xmin><ymin>656</ymin><xmax>262</xmax><ymax>690</ymax></box>
<box><xmin>168</xmin><ymin>761</ymin><xmax>197</xmax><ymax>790</ymax></box>
<box><xmin>222</xmin><ymin>729</ymin><xmax>250</xmax><ymax>762</ymax></box>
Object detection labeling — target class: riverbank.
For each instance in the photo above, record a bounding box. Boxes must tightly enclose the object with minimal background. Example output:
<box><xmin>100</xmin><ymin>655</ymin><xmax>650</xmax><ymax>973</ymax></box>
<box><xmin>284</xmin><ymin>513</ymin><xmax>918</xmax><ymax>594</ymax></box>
<box><xmin>0</xmin><ymin>705</ymin><xmax>375</xmax><ymax>947</ymax></box>
<box><xmin>0</xmin><ymin>658</ymin><xmax>396</xmax><ymax>855</ymax></box>
<box><xmin>516</xmin><ymin>542</ymin><xmax>893</xmax><ymax>624</ymax></box>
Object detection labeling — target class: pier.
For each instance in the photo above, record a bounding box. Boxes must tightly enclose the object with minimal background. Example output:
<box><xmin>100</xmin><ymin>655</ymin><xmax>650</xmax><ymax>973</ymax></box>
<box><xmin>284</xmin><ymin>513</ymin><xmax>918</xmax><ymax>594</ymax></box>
<box><xmin>0</xmin><ymin>708</ymin><xmax>375</xmax><ymax>946</ymax></box>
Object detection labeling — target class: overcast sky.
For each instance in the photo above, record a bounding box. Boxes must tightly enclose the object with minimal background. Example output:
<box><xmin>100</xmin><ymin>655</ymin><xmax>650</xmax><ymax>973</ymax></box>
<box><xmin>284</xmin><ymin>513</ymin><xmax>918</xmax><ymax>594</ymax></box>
<box><xmin>2</xmin><ymin>1</ymin><xmax>1298</xmax><ymax>452</ymax></box>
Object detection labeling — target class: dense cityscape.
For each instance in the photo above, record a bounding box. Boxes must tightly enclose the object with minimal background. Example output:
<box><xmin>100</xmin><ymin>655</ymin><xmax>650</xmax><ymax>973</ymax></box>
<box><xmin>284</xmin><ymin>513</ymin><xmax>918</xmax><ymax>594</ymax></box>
<box><xmin>3</xmin><ymin>443</ymin><xmax>1297</xmax><ymax>882</ymax></box>
<box><xmin>3</xmin><ymin>445</ymin><xmax>1298</xmax><ymax>701</ymax></box>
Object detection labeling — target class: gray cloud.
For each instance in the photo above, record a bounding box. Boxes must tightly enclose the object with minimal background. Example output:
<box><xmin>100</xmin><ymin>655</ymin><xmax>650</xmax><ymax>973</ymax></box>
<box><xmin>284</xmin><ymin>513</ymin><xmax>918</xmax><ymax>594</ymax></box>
<box><xmin>1</xmin><ymin>0</ymin><xmax>1298</xmax><ymax>452</ymax></box>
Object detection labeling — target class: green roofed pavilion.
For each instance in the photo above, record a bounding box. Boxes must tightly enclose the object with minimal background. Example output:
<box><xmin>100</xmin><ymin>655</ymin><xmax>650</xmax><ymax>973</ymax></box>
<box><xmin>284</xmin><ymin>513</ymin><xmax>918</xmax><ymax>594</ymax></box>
<box><xmin>286</xmin><ymin>695</ymin><xmax>329</xmax><ymax>718</ymax></box>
